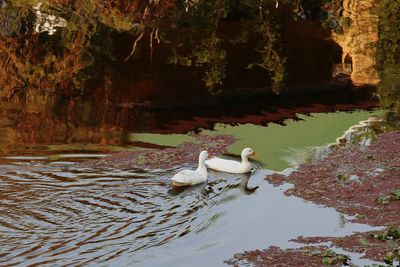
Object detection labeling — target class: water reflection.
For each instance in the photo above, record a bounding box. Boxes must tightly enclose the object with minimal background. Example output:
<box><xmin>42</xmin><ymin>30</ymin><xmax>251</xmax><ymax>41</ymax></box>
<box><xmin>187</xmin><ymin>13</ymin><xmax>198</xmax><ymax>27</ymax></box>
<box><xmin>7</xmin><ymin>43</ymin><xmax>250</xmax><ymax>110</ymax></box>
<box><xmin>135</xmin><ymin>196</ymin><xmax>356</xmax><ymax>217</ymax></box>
<box><xmin>1</xmin><ymin>1</ymin><xmax>400</xmax><ymax>266</ymax></box>
<box><xmin>2</xmin><ymin>0</ymin><xmax>393</xmax><ymax>102</ymax></box>
<box><xmin>1</xmin><ymin>0</ymin><xmax>400</xmax><ymax>116</ymax></box>
<box><xmin>0</xmin><ymin>88</ymin><xmax>377</xmax><ymax>156</ymax></box>
<box><xmin>330</xmin><ymin>0</ymin><xmax>380</xmax><ymax>85</ymax></box>
<box><xmin>33</xmin><ymin>2</ymin><xmax>67</xmax><ymax>35</ymax></box>
<box><xmin>239</xmin><ymin>173</ymin><xmax>259</xmax><ymax>195</ymax></box>
<box><xmin>208</xmin><ymin>169</ymin><xmax>260</xmax><ymax>195</ymax></box>
<box><xmin>376</xmin><ymin>1</ymin><xmax>400</xmax><ymax>113</ymax></box>
<box><xmin>334</xmin><ymin>115</ymin><xmax>388</xmax><ymax>145</ymax></box>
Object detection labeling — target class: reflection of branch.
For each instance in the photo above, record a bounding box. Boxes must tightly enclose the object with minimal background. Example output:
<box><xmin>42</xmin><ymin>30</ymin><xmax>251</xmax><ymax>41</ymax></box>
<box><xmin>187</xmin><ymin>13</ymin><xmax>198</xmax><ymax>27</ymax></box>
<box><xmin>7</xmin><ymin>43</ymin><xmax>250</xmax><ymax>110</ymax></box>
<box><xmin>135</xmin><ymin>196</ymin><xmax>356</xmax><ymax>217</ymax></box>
<box><xmin>210</xmin><ymin>0</ymin><xmax>222</xmax><ymax>48</ymax></box>
<box><xmin>124</xmin><ymin>31</ymin><xmax>145</xmax><ymax>62</ymax></box>
<box><xmin>149</xmin><ymin>27</ymin><xmax>160</xmax><ymax>64</ymax></box>
<box><xmin>154</xmin><ymin>28</ymin><xmax>160</xmax><ymax>43</ymax></box>
<box><xmin>4</xmin><ymin>55</ymin><xmax>10</xmax><ymax>70</ymax></box>
<box><xmin>242</xmin><ymin>13</ymin><xmax>286</xmax><ymax>93</ymax></box>
<box><xmin>15</xmin><ymin>77</ymin><xmax>25</xmax><ymax>86</ymax></box>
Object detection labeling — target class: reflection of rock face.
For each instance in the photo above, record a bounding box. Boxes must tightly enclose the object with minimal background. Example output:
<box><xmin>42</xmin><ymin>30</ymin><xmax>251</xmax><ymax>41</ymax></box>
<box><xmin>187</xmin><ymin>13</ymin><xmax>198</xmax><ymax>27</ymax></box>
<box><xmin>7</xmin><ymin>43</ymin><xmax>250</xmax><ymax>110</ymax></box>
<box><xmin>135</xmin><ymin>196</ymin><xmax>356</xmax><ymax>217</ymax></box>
<box><xmin>333</xmin><ymin>0</ymin><xmax>380</xmax><ymax>85</ymax></box>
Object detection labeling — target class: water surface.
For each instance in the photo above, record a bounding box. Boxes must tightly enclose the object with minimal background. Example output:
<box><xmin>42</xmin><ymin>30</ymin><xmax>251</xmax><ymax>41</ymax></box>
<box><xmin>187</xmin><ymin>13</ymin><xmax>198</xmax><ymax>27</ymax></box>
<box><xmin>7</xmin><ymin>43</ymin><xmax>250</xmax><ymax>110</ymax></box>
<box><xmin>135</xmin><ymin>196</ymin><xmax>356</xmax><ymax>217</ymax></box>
<box><xmin>0</xmin><ymin>109</ymin><xmax>388</xmax><ymax>266</ymax></box>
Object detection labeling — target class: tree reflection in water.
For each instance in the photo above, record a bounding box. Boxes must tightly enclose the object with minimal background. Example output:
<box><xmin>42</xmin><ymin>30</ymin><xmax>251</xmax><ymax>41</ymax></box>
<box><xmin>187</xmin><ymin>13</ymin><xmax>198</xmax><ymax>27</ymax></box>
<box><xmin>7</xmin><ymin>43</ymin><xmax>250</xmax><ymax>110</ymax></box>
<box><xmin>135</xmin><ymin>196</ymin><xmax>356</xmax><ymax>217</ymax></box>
<box><xmin>0</xmin><ymin>0</ymin><xmax>399</xmax><ymax>154</ymax></box>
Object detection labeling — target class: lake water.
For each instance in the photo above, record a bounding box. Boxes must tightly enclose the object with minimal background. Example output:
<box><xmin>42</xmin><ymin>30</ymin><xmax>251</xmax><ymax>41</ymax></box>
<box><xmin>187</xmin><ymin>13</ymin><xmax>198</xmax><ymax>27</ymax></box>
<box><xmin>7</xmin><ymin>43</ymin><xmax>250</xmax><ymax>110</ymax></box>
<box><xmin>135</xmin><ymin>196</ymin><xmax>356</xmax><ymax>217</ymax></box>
<box><xmin>0</xmin><ymin>108</ymin><xmax>387</xmax><ymax>267</ymax></box>
<box><xmin>2</xmin><ymin>1</ymin><xmax>400</xmax><ymax>265</ymax></box>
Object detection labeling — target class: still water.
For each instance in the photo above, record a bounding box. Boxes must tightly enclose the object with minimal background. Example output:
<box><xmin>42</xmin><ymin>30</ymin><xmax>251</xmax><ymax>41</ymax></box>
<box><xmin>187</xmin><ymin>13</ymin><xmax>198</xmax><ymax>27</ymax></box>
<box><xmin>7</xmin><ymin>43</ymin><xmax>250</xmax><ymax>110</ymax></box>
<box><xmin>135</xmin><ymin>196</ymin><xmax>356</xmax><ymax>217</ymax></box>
<box><xmin>0</xmin><ymin>109</ymin><xmax>386</xmax><ymax>266</ymax></box>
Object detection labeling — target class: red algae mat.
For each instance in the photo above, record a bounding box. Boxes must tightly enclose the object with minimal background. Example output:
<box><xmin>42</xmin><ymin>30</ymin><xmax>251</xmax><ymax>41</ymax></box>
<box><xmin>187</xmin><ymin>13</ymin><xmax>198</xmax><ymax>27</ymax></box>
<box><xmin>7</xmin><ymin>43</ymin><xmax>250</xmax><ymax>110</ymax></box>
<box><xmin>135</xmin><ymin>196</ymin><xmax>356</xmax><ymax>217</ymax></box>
<box><xmin>81</xmin><ymin>134</ymin><xmax>236</xmax><ymax>170</ymax></box>
<box><xmin>225</xmin><ymin>246</ymin><xmax>349</xmax><ymax>266</ymax></box>
<box><xmin>228</xmin><ymin>131</ymin><xmax>400</xmax><ymax>266</ymax></box>
<box><xmin>293</xmin><ymin>227</ymin><xmax>400</xmax><ymax>264</ymax></box>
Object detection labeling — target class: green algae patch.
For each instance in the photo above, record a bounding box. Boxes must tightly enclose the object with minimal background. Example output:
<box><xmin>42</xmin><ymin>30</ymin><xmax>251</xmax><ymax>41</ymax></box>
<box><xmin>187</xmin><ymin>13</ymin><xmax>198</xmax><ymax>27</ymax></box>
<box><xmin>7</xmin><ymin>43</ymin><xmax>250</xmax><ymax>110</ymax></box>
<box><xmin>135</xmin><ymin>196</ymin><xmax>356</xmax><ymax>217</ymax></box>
<box><xmin>202</xmin><ymin>110</ymin><xmax>384</xmax><ymax>170</ymax></box>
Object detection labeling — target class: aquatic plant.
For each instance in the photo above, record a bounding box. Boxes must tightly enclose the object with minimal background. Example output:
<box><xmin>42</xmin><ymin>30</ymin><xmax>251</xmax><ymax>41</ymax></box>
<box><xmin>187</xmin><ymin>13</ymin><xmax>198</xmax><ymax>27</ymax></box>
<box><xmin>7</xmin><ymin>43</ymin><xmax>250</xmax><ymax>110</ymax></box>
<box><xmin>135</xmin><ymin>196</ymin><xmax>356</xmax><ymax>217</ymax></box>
<box><xmin>371</xmin><ymin>226</ymin><xmax>400</xmax><ymax>265</ymax></box>
<box><xmin>376</xmin><ymin>189</ymin><xmax>400</xmax><ymax>205</ymax></box>
<box><xmin>294</xmin><ymin>229</ymin><xmax>400</xmax><ymax>265</ymax></box>
<box><xmin>373</xmin><ymin>226</ymin><xmax>400</xmax><ymax>241</ymax></box>
<box><xmin>225</xmin><ymin>245</ymin><xmax>349</xmax><ymax>266</ymax></box>
<box><xmin>319</xmin><ymin>249</ymin><xmax>349</xmax><ymax>265</ymax></box>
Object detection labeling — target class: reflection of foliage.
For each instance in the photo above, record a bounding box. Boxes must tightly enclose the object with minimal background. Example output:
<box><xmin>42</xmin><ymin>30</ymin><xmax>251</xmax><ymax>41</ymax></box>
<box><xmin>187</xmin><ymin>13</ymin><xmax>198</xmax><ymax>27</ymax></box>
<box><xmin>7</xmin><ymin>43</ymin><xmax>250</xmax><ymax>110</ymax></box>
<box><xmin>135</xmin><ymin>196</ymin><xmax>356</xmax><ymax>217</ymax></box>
<box><xmin>376</xmin><ymin>0</ymin><xmax>400</xmax><ymax>113</ymax></box>
<box><xmin>0</xmin><ymin>1</ymin><xmax>142</xmax><ymax>101</ymax></box>
<box><xmin>165</xmin><ymin>0</ymin><xmax>288</xmax><ymax>92</ymax></box>
<box><xmin>164</xmin><ymin>0</ymin><xmax>228</xmax><ymax>93</ymax></box>
<box><xmin>0</xmin><ymin>0</ymin><xmax>310</xmax><ymax>98</ymax></box>
<box><xmin>248</xmin><ymin>16</ymin><xmax>286</xmax><ymax>93</ymax></box>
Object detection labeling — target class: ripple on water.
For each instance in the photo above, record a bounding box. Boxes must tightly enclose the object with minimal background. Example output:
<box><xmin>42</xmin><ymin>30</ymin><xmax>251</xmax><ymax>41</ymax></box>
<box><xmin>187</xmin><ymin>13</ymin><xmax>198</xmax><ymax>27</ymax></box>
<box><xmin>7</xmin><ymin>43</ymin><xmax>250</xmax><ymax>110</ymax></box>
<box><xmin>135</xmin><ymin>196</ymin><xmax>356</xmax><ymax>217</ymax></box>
<box><xmin>0</xmin><ymin>157</ymin><xmax>252</xmax><ymax>266</ymax></box>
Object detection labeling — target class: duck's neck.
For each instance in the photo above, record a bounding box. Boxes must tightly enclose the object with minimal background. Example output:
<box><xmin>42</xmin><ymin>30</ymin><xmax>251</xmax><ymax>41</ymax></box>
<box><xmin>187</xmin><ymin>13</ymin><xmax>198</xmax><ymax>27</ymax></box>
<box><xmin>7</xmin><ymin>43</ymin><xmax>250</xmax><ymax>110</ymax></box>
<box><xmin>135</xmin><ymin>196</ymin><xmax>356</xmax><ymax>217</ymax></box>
<box><xmin>240</xmin><ymin>155</ymin><xmax>252</xmax><ymax>173</ymax></box>
<box><xmin>241</xmin><ymin>155</ymin><xmax>250</xmax><ymax>165</ymax></box>
<box><xmin>196</xmin><ymin>159</ymin><xmax>207</xmax><ymax>176</ymax></box>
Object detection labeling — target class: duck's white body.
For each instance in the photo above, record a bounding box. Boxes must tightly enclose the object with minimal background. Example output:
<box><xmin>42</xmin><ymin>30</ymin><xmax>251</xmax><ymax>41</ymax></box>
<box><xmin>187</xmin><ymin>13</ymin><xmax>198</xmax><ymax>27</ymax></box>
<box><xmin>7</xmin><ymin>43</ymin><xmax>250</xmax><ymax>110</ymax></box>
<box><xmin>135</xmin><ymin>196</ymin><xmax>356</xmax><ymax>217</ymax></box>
<box><xmin>171</xmin><ymin>151</ymin><xmax>208</xmax><ymax>186</ymax></box>
<box><xmin>205</xmin><ymin>158</ymin><xmax>251</xmax><ymax>173</ymax></box>
<box><xmin>205</xmin><ymin>148</ymin><xmax>256</xmax><ymax>174</ymax></box>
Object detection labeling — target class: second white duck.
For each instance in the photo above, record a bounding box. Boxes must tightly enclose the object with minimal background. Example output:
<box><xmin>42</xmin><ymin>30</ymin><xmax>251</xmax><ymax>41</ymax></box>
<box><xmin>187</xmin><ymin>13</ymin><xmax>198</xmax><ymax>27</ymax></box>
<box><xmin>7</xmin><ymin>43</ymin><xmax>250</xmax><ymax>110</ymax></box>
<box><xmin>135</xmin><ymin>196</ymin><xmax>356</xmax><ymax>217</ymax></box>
<box><xmin>171</xmin><ymin>150</ymin><xmax>208</xmax><ymax>186</ymax></box>
<box><xmin>205</xmin><ymin>147</ymin><xmax>256</xmax><ymax>174</ymax></box>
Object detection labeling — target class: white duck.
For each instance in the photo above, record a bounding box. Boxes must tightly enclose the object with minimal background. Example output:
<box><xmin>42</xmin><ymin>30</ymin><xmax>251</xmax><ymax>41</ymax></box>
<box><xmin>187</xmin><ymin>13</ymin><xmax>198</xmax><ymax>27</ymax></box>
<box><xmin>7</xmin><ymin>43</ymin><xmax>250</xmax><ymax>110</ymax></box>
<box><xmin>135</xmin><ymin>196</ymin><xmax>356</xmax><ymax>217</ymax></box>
<box><xmin>205</xmin><ymin>147</ymin><xmax>256</xmax><ymax>174</ymax></box>
<box><xmin>171</xmin><ymin>150</ymin><xmax>208</xmax><ymax>186</ymax></box>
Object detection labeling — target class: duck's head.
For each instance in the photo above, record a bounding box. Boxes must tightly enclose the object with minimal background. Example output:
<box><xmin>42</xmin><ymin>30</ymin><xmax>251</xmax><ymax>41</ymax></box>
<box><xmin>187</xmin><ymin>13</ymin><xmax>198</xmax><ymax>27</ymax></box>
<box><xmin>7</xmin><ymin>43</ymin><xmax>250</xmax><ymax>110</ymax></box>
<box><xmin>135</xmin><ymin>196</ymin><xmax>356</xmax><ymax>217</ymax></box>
<box><xmin>242</xmin><ymin>147</ymin><xmax>257</xmax><ymax>158</ymax></box>
<box><xmin>199</xmin><ymin>150</ymin><xmax>209</xmax><ymax>161</ymax></box>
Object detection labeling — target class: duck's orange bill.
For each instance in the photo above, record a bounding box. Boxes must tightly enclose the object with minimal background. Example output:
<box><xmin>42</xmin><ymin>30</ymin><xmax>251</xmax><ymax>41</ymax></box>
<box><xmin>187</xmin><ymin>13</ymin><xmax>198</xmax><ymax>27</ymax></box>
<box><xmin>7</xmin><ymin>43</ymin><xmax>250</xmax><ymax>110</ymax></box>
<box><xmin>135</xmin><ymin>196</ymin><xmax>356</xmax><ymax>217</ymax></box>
<box><xmin>251</xmin><ymin>152</ymin><xmax>258</xmax><ymax>157</ymax></box>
